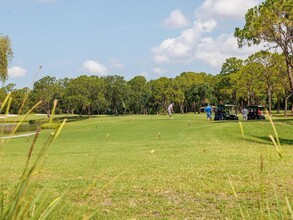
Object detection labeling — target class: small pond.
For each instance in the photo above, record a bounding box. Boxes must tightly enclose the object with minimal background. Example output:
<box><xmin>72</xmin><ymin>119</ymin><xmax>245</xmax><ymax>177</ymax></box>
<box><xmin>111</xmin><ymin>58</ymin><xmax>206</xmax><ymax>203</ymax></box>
<box><xmin>0</xmin><ymin>123</ymin><xmax>38</xmax><ymax>134</ymax></box>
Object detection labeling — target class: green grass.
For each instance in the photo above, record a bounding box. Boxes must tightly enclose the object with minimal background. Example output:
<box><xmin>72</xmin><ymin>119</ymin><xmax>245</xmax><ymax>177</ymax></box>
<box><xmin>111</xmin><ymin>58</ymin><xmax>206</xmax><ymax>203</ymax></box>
<box><xmin>1</xmin><ymin>113</ymin><xmax>293</xmax><ymax>219</ymax></box>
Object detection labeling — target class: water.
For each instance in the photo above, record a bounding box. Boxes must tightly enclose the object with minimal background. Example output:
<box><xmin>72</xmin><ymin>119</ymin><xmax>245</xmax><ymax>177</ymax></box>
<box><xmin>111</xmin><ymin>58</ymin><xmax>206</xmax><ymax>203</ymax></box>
<box><xmin>0</xmin><ymin>123</ymin><xmax>38</xmax><ymax>134</ymax></box>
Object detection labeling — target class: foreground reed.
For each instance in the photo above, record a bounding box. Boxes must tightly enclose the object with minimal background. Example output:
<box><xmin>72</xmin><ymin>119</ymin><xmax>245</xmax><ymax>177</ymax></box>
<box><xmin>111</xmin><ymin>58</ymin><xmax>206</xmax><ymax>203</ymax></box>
<box><xmin>0</xmin><ymin>96</ymin><xmax>66</xmax><ymax>219</ymax></box>
<box><xmin>230</xmin><ymin>110</ymin><xmax>292</xmax><ymax>219</ymax></box>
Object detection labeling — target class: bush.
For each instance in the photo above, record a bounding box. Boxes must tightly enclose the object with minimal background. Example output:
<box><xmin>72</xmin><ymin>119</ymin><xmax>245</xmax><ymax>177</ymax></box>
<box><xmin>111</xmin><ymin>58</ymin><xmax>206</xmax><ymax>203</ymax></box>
<box><xmin>41</xmin><ymin>122</ymin><xmax>60</xmax><ymax>129</ymax></box>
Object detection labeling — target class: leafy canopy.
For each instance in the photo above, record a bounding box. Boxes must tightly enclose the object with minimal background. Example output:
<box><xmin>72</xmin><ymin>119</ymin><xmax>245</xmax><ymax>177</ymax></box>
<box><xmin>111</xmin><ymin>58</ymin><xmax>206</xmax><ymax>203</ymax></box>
<box><xmin>0</xmin><ymin>35</ymin><xmax>13</xmax><ymax>82</ymax></box>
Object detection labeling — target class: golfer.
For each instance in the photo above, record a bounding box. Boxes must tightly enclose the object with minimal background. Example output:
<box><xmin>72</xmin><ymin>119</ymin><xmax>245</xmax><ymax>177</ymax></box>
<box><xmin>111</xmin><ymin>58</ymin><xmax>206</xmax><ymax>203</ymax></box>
<box><xmin>167</xmin><ymin>103</ymin><xmax>174</xmax><ymax>119</ymax></box>
<box><xmin>241</xmin><ymin>107</ymin><xmax>248</xmax><ymax>120</ymax></box>
<box><xmin>204</xmin><ymin>104</ymin><xmax>212</xmax><ymax>121</ymax></box>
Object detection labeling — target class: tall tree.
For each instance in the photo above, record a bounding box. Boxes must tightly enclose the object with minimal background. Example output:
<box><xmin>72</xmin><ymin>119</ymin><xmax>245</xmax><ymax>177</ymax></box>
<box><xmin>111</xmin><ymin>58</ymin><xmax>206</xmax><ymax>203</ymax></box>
<box><xmin>10</xmin><ymin>87</ymin><xmax>30</xmax><ymax>114</ymax></box>
<box><xmin>148</xmin><ymin>77</ymin><xmax>171</xmax><ymax>113</ymax></box>
<box><xmin>234</xmin><ymin>0</ymin><xmax>293</xmax><ymax>91</ymax></box>
<box><xmin>187</xmin><ymin>83</ymin><xmax>213</xmax><ymax>113</ymax></box>
<box><xmin>249</xmin><ymin>51</ymin><xmax>282</xmax><ymax>114</ymax></box>
<box><xmin>217</xmin><ymin>57</ymin><xmax>243</xmax><ymax>105</ymax></box>
<box><xmin>30</xmin><ymin>76</ymin><xmax>63</xmax><ymax>117</ymax></box>
<box><xmin>103</xmin><ymin>75</ymin><xmax>130</xmax><ymax>115</ymax></box>
<box><xmin>0</xmin><ymin>35</ymin><xmax>13</xmax><ymax>82</ymax></box>
<box><xmin>2</xmin><ymin>83</ymin><xmax>16</xmax><ymax>93</ymax></box>
<box><xmin>230</xmin><ymin>62</ymin><xmax>262</xmax><ymax>106</ymax></box>
<box><xmin>89</xmin><ymin>76</ymin><xmax>107</xmax><ymax>115</ymax></box>
<box><xmin>65</xmin><ymin>75</ymin><xmax>94</xmax><ymax>116</ymax></box>
<box><xmin>176</xmin><ymin>72</ymin><xmax>210</xmax><ymax>112</ymax></box>
<box><xmin>128</xmin><ymin>76</ymin><xmax>148</xmax><ymax>114</ymax></box>
<box><xmin>0</xmin><ymin>87</ymin><xmax>7</xmax><ymax>111</ymax></box>
<box><xmin>268</xmin><ymin>53</ymin><xmax>292</xmax><ymax>115</ymax></box>
<box><xmin>170</xmin><ymin>78</ymin><xmax>185</xmax><ymax>113</ymax></box>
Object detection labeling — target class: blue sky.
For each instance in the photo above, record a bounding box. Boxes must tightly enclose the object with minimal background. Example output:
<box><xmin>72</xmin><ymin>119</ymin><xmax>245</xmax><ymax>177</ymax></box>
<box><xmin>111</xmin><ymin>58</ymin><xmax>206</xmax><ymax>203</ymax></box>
<box><xmin>0</xmin><ymin>0</ymin><xmax>264</xmax><ymax>88</ymax></box>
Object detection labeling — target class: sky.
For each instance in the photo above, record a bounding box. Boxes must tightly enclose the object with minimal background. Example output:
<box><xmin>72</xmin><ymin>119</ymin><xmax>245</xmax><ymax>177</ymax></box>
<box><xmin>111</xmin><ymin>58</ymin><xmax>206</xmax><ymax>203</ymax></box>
<box><xmin>0</xmin><ymin>0</ymin><xmax>265</xmax><ymax>88</ymax></box>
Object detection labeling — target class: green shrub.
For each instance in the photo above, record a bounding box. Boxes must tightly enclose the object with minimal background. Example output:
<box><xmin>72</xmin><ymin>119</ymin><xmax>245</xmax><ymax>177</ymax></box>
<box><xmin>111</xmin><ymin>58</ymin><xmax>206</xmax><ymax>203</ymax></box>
<box><xmin>41</xmin><ymin>122</ymin><xmax>60</xmax><ymax>129</ymax></box>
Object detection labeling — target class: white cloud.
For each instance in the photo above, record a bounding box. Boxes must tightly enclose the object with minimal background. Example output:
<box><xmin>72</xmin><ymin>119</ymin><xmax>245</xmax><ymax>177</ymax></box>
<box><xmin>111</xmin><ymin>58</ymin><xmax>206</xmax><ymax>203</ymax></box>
<box><xmin>109</xmin><ymin>59</ymin><xmax>125</xmax><ymax>69</ymax></box>
<box><xmin>139</xmin><ymin>71</ymin><xmax>149</xmax><ymax>77</ymax></box>
<box><xmin>81</xmin><ymin>60</ymin><xmax>108</xmax><ymax>75</ymax></box>
<box><xmin>152</xmin><ymin>20</ymin><xmax>217</xmax><ymax>64</ymax></box>
<box><xmin>153</xmin><ymin>67</ymin><xmax>167</xmax><ymax>75</ymax></box>
<box><xmin>194</xmin><ymin>33</ymin><xmax>266</xmax><ymax>67</ymax></box>
<box><xmin>196</xmin><ymin>0</ymin><xmax>259</xmax><ymax>20</ymax></box>
<box><xmin>153</xmin><ymin>26</ymin><xmax>264</xmax><ymax>68</ymax></box>
<box><xmin>152</xmin><ymin>0</ymin><xmax>267</xmax><ymax>71</ymax></box>
<box><xmin>162</xmin><ymin>9</ymin><xmax>190</xmax><ymax>29</ymax></box>
<box><xmin>8</xmin><ymin>66</ymin><xmax>26</xmax><ymax>78</ymax></box>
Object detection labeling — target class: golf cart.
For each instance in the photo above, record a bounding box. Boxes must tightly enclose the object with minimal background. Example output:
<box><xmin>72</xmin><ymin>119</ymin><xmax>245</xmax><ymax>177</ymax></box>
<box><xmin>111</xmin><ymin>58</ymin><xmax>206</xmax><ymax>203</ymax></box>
<box><xmin>245</xmin><ymin>105</ymin><xmax>265</xmax><ymax>120</ymax></box>
<box><xmin>214</xmin><ymin>104</ymin><xmax>239</xmax><ymax>120</ymax></box>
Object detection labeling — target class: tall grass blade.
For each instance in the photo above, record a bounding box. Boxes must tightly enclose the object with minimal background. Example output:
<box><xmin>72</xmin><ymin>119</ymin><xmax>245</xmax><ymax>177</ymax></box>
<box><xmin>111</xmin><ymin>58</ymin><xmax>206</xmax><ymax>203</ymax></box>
<box><xmin>16</xmin><ymin>196</ymin><xmax>33</xmax><ymax>220</ymax></box>
<box><xmin>0</xmin><ymin>93</ymin><xmax>11</xmax><ymax>113</ymax></box>
<box><xmin>28</xmin><ymin>119</ymin><xmax>67</xmax><ymax>175</ymax></box>
<box><xmin>269</xmin><ymin>135</ymin><xmax>282</xmax><ymax>159</ymax></box>
<box><xmin>38</xmin><ymin>196</ymin><xmax>62</xmax><ymax>220</ymax></box>
<box><xmin>285</xmin><ymin>197</ymin><xmax>293</xmax><ymax>220</ymax></box>
<box><xmin>17</xmin><ymin>88</ymin><xmax>29</xmax><ymax>115</ymax></box>
<box><xmin>260</xmin><ymin>154</ymin><xmax>264</xmax><ymax>174</ymax></box>
<box><xmin>5</xmin><ymin>97</ymin><xmax>12</xmax><ymax>115</ymax></box>
<box><xmin>228</xmin><ymin>176</ymin><xmax>245</xmax><ymax>219</ymax></box>
<box><xmin>27</xmin><ymin>189</ymin><xmax>45</xmax><ymax>218</ymax></box>
<box><xmin>11</xmin><ymin>100</ymin><xmax>42</xmax><ymax>135</ymax></box>
<box><xmin>4</xmin><ymin>173</ymin><xmax>32</xmax><ymax>219</ymax></box>
<box><xmin>274</xmin><ymin>186</ymin><xmax>283</xmax><ymax>220</ymax></box>
<box><xmin>4</xmin><ymin>122</ymin><xmax>65</xmax><ymax>219</ymax></box>
<box><xmin>265</xmin><ymin>109</ymin><xmax>280</xmax><ymax>147</ymax></box>
<box><xmin>52</xmin><ymin>118</ymin><xmax>66</xmax><ymax>143</ymax></box>
<box><xmin>266</xmin><ymin>199</ymin><xmax>272</xmax><ymax>220</ymax></box>
<box><xmin>9</xmin><ymin>129</ymin><xmax>41</xmax><ymax>217</ymax></box>
<box><xmin>49</xmin><ymin>99</ymin><xmax>57</xmax><ymax>124</ymax></box>
<box><xmin>1</xmin><ymin>93</ymin><xmax>66</xmax><ymax>219</ymax></box>
<box><xmin>0</xmin><ymin>118</ymin><xmax>4</xmax><ymax>146</ymax></box>
<box><xmin>0</xmin><ymin>192</ymin><xmax>3</xmax><ymax>219</ymax></box>
<box><xmin>238</xmin><ymin>121</ymin><xmax>244</xmax><ymax>137</ymax></box>
<box><xmin>23</xmin><ymin>127</ymin><xmax>41</xmax><ymax>174</ymax></box>
<box><xmin>29</xmin><ymin>189</ymin><xmax>60</xmax><ymax>219</ymax></box>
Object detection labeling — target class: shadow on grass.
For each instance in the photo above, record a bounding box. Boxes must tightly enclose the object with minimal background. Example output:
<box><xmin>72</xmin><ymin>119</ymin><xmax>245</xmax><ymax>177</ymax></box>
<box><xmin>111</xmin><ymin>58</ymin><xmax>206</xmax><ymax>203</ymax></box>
<box><xmin>239</xmin><ymin>136</ymin><xmax>270</xmax><ymax>145</ymax></box>
<box><xmin>29</xmin><ymin>115</ymin><xmax>90</xmax><ymax>125</ymax></box>
<box><xmin>241</xmin><ymin>135</ymin><xmax>293</xmax><ymax>146</ymax></box>
<box><xmin>254</xmin><ymin>135</ymin><xmax>293</xmax><ymax>146</ymax></box>
<box><xmin>53</xmin><ymin>115</ymin><xmax>90</xmax><ymax>123</ymax></box>
<box><xmin>269</xmin><ymin>118</ymin><xmax>293</xmax><ymax>125</ymax></box>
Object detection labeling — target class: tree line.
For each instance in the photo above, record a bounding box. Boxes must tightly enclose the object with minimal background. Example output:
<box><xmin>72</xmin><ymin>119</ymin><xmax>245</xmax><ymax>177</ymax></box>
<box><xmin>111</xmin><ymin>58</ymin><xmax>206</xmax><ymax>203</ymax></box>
<box><xmin>0</xmin><ymin>51</ymin><xmax>292</xmax><ymax>116</ymax></box>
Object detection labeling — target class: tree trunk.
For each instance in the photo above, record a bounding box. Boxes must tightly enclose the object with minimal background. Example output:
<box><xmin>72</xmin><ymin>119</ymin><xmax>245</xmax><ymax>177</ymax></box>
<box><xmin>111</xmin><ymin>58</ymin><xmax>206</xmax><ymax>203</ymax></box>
<box><xmin>88</xmin><ymin>106</ymin><xmax>91</xmax><ymax>118</ymax></box>
<box><xmin>267</xmin><ymin>85</ymin><xmax>272</xmax><ymax>115</ymax></box>
<box><xmin>180</xmin><ymin>103</ymin><xmax>184</xmax><ymax>114</ymax></box>
<box><xmin>46</xmin><ymin>109</ymin><xmax>51</xmax><ymax>118</ymax></box>
<box><xmin>284</xmin><ymin>99</ymin><xmax>288</xmax><ymax>116</ymax></box>
<box><xmin>284</xmin><ymin>93</ymin><xmax>293</xmax><ymax>116</ymax></box>
<box><xmin>277</xmin><ymin>97</ymin><xmax>280</xmax><ymax>114</ymax></box>
<box><xmin>286</xmin><ymin>60</ymin><xmax>293</xmax><ymax>93</ymax></box>
<box><xmin>233</xmin><ymin>91</ymin><xmax>238</xmax><ymax>114</ymax></box>
<box><xmin>247</xmin><ymin>88</ymin><xmax>250</xmax><ymax>106</ymax></box>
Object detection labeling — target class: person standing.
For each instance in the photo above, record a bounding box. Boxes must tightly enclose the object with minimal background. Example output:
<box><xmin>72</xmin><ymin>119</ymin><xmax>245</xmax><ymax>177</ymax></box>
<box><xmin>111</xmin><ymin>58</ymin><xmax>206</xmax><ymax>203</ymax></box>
<box><xmin>204</xmin><ymin>104</ymin><xmax>212</xmax><ymax>121</ymax></box>
<box><xmin>241</xmin><ymin>107</ymin><xmax>248</xmax><ymax>120</ymax></box>
<box><xmin>167</xmin><ymin>103</ymin><xmax>174</xmax><ymax>119</ymax></box>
